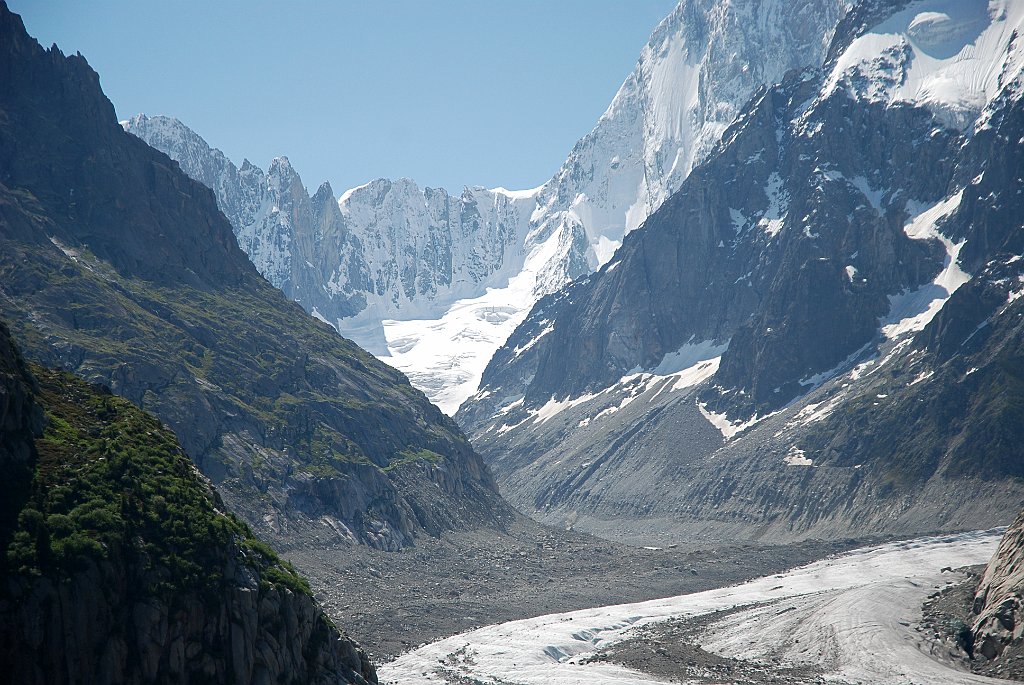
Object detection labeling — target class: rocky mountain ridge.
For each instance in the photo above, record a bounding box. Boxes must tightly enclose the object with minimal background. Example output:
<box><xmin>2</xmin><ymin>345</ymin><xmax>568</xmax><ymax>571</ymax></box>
<box><xmin>122</xmin><ymin>114</ymin><xmax>534</xmax><ymax>355</ymax></box>
<box><xmin>0</xmin><ymin>2</ymin><xmax>507</xmax><ymax>555</ymax></box>
<box><xmin>467</xmin><ymin>0</ymin><xmax>1024</xmax><ymax>419</ymax></box>
<box><xmin>456</xmin><ymin>0</ymin><xmax>1024</xmax><ymax>545</ymax></box>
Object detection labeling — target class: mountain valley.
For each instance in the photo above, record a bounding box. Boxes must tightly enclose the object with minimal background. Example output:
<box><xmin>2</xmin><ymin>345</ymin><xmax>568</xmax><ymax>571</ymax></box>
<box><xmin>127</xmin><ymin>0</ymin><xmax>851</xmax><ymax>416</ymax></box>
<box><xmin>4</xmin><ymin>0</ymin><xmax>1024</xmax><ymax>683</ymax></box>
<box><xmin>0</xmin><ymin>3</ymin><xmax>507</xmax><ymax>560</ymax></box>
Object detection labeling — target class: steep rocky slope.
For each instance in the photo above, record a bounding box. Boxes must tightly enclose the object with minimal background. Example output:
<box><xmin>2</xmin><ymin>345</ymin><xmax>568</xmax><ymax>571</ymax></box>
<box><xmin>0</xmin><ymin>320</ymin><xmax>375</xmax><ymax>684</ymax></box>
<box><xmin>457</xmin><ymin>0</ymin><xmax>1024</xmax><ymax>544</ymax></box>
<box><xmin>974</xmin><ymin>509</ymin><xmax>1024</xmax><ymax>663</ymax></box>
<box><xmin>128</xmin><ymin>0</ymin><xmax>852</xmax><ymax>412</ymax></box>
<box><xmin>0</xmin><ymin>3</ymin><xmax>507</xmax><ymax>553</ymax></box>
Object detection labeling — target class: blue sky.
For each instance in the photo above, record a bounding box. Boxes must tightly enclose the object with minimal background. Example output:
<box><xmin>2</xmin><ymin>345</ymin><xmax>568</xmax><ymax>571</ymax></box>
<box><xmin>12</xmin><ymin>1</ymin><xmax>677</xmax><ymax>194</ymax></box>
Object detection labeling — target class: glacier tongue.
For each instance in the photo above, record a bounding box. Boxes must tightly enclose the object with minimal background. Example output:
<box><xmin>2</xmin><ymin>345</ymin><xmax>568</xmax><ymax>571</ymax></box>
<box><xmin>380</xmin><ymin>531</ymin><xmax>1003</xmax><ymax>685</ymax></box>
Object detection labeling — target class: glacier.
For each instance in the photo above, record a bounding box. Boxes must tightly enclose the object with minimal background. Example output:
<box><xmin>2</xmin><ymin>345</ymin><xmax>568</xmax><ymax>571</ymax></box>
<box><xmin>125</xmin><ymin>1</ymin><xmax>1024</xmax><ymax>414</ymax></box>
<box><xmin>127</xmin><ymin>0</ymin><xmax>852</xmax><ymax>412</ymax></box>
<box><xmin>380</xmin><ymin>530</ymin><xmax>1004</xmax><ymax>684</ymax></box>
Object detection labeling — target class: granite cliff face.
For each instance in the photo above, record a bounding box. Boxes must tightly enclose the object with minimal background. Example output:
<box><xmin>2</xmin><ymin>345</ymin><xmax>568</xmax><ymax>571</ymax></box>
<box><xmin>0</xmin><ymin>3</ymin><xmax>507</xmax><ymax>553</ymax></box>
<box><xmin>456</xmin><ymin>0</ymin><xmax>1024</xmax><ymax>544</ymax></box>
<box><xmin>974</xmin><ymin>509</ymin><xmax>1024</xmax><ymax>662</ymax></box>
<box><xmin>0</xmin><ymin>320</ymin><xmax>375</xmax><ymax>685</ymax></box>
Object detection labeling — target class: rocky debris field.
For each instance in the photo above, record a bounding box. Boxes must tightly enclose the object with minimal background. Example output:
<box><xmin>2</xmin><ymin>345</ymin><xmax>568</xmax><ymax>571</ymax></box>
<box><xmin>920</xmin><ymin>565</ymin><xmax>1024</xmax><ymax>682</ymax></box>
<box><xmin>284</xmin><ymin>516</ymin><xmax>871</xmax><ymax>661</ymax></box>
<box><xmin>586</xmin><ymin>608</ymin><xmax>828</xmax><ymax>684</ymax></box>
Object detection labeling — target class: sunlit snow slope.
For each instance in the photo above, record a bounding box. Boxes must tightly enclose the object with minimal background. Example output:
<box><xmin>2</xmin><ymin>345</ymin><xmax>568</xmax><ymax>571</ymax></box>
<box><xmin>129</xmin><ymin>0</ymin><xmax>849</xmax><ymax>413</ymax></box>
<box><xmin>381</xmin><ymin>530</ymin><xmax>1003</xmax><ymax>685</ymax></box>
<box><xmin>824</xmin><ymin>0</ymin><xmax>1024</xmax><ymax>129</ymax></box>
<box><xmin>373</xmin><ymin>0</ymin><xmax>851</xmax><ymax>412</ymax></box>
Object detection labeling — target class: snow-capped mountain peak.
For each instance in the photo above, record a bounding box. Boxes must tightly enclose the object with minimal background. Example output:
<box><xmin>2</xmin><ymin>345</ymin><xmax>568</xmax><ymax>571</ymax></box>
<box><xmin>528</xmin><ymin>0</ymin><xmax>853</xmax><ymax>278</ymax></box>
<box><xmin>824</xmin><ymin>0</ymin><xmax>1024</xmax><ymax>130</ymax></box>
<box><xmin>378</xmin><ymin>0</ymin><xmax>855</xmax><ymax>411</ymax></box>
<box><xmin>129</xmin><ymin>0</ymin><xmax>854</xmax><ymax>414</ymax></box>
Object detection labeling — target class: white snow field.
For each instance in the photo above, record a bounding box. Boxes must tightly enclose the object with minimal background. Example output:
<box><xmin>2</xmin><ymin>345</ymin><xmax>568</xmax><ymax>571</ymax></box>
<box><xmin>825</xmin><ymin>0</ymin><xmax>1024</xmax><ymax>130</ymax></box>
<box><xmin>369</xmin><ymin>0</ymin><xmax>851</xmax><ymax>413</ymax></box>
<box><xmin>380</xmin><ymin>530</ymin><xmax>1005</xmax><ymax>685</ymax></box>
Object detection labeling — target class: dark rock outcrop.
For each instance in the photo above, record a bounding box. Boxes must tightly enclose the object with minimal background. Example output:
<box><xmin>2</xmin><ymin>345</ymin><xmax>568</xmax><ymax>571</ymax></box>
<box><xmin>800</xmin><ymin>256</ymin><xmax>1024</xmax><ymax>486</ymax></box>
<box><xmin>973</xmin><ymin>509</ymin><xmax>1024</xmax><ymax>662</ymax></box>
<box><xmin>0</xmin><ymin>319</ymin><xmax>43</xmax><ymax>552</ymax></box>
<box><xmin>0</xmin><ymin>321</ymin><xmax>375</xmax><ymax>685</ymax></box>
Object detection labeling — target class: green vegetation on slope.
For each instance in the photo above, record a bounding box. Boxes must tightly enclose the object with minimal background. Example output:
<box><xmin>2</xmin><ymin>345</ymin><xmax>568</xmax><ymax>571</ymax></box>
<box><xmin>0</xmin><ymin>189</ymin><xmax>495</xmax><ymax>549</ymax></box>
<box><xmin>0</xmin><ymin>315</ymin><xmax>376</xmax><ymax>684</ymax></box>
<box><xmin>4</xmin><ymin>363</ymin><xmax>311</xmax><ymax>598</ymax></box>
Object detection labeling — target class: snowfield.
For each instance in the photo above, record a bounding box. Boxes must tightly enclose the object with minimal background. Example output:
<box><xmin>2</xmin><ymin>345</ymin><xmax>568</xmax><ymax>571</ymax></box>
<box><xmin>380</xmin><ymin>530</ymin><xmax>1004</xmax><ymax>684</ymax></box>
<box><xmin>350</xmin><ymin>0</ymin><xmax>852</xmax><ymax>415</ymax></box>
<box><xmin>825</xmin><ymin>0</ymin><xmax>1024</xmax><ymax>130</ymax></box>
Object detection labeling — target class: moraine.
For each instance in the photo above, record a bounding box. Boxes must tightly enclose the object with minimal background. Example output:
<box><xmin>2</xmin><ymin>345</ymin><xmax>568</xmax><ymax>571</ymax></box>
<box><xmin>380</xmin><ymin>530</ymin><xmax>1003</xmax><ymax>684</ymax></box>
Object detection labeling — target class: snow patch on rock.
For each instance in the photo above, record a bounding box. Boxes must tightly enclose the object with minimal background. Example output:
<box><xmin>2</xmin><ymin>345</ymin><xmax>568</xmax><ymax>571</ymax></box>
<box><xmin>824</xmin><ymin>0</ymin><xmax>1024</xmax><ymax>130</ymax></box>
<box><xmin>882</xmin><ymin>190</ymin><xmax>970</xmax><ymax>339</ymax></box>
